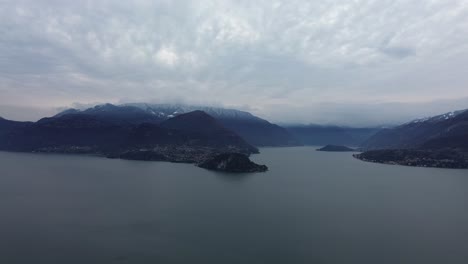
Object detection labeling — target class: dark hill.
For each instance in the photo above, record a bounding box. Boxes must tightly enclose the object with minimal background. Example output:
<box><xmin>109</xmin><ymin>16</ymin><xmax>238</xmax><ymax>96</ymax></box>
<box><xmin>198</xmin><ymin>153</ymin><xmax>268</xmax><ymax>173</ymax></box>
<box><xmin>0</xmin><ymin>115</ymin><xmax>128</xmax><ymax>152</ymax></box>
<box><xmin>161</xmin><ymin>111</ymin><xmax>258</xmax><ymax>154</ymax></box>
<box><xmin>160</xmin><ymin>110</ymin><xmax>225</xmax><ymax>135</ymax></box>
<box><xmin>125</xmin><ymin>103</ymin><xmax>298</xmax><ymax>147</ymax></box>
<box><xmin>0</xmin><ymin>117</ymin><xmax>32</xmax><ymax>137</ymax></box>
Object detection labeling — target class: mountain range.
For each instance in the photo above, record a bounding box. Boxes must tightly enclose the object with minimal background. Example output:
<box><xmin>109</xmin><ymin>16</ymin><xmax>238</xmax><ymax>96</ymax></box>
<box><xmin>4</xmin><ymin>104</ymin><xmax>466</xmax><ymax>152</ymax></box>
<box><xmin>0</xmin><ymin>109</ymin><xmax>257</xmax><ymax>159</ymax></box>
<box><xmin>1</xmin><ymin>103</ymin><xmax>467</xmax><ymax>169</ymax></box>
<box><xmin>50</xmin><ymin>103</ymin><xmax>385</xmax><ymax>147</ymax></box>
<box><xmin>56</xmin><ymin>103</ymin><xmax>298</xmax><ymax>147</ymax></box>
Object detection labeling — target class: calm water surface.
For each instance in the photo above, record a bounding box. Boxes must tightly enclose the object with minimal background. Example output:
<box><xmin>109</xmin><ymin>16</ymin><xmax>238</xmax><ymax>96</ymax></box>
<box><xmin>0</xmin><ymin>147</ymin><xmax>467</xmax><ymax>264</ymax></box>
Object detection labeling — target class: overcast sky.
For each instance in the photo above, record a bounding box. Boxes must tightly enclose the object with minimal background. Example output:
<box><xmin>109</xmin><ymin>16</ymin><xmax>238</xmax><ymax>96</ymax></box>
<box><xmin>1</xmin><ymin>0</ymin><xmax>467</xmax><ymax>125</ymax></box>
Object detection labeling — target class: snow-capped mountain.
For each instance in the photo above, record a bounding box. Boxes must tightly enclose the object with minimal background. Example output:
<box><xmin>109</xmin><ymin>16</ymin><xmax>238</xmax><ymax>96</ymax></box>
<box><xmin>362</xmin><ymin>108</ymin><xmax>468</xmax><ymax>150</ymax></box>
<box><xmin>124</xmin><ymin>103</ymin><xmax>259</xmax><ymax>121</ymax></box>
<box><xmin>406</xmin><ymin>109</ymin><xmax>467</xmax><ymax>125</ymax></box>
<box><xmin>53</xmin><ymin>103</ymin><xmax>163</xmax><ymax>125</ymax></box>
<box><xmin>122</xmin><ymin>103</ymin><xmax>298</xmax><ymax>146</ymax></box>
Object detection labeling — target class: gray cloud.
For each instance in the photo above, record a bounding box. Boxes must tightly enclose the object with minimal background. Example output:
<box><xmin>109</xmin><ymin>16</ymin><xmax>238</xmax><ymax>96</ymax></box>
<box><xmin>1</xmin><ymin>0</ymin><xmax>467</xmax><ymax>125</ymax></box>
<box><xmin>380</xmin><ymin>46</ymin><xmax>416</xmax><ymax>59</ymax></box>
<box><xmin>271</xmin><ymin>97</ymin><xmax>468</xmax><ymax>127</ymax></box>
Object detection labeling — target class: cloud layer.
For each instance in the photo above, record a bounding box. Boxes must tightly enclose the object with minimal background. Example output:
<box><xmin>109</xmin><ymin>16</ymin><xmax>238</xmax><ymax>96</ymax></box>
<box><xmin>1</xmin><ymin>0</ymin><xmax>468</xmax><ymax>124</ymax></box>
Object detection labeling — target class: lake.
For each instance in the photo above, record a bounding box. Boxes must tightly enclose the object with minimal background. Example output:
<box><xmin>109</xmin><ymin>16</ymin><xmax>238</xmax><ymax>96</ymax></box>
<box><xmin>1</xmin><ymin>147</ymin><xmax>467</xmax><ymax>264</ymax></box>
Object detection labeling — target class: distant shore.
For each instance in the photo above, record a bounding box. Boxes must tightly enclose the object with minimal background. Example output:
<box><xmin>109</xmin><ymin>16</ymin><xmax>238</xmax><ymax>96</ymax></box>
<box><xmin>354</xmin><ymin>149</ymin><xmax>468</xmax><ymax>169</ymax></box>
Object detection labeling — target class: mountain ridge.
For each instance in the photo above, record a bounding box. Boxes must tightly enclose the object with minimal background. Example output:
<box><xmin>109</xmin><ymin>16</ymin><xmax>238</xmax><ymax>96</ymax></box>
<box><xmin>286</xmin><ymin>124</ymin><xmax>380</xmax><ymax>146</ymax></box>
<box><xmin>361</xmin><ymin>108</ymin><xmax>468</xmax><ymax>150</ymax></box>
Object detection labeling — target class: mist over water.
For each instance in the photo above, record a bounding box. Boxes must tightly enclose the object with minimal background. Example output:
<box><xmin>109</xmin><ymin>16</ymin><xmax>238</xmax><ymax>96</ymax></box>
<box><xmin>1</xmin><ymin>147</ymin><xmax>467</xmax><ymax>264</ymax></box>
